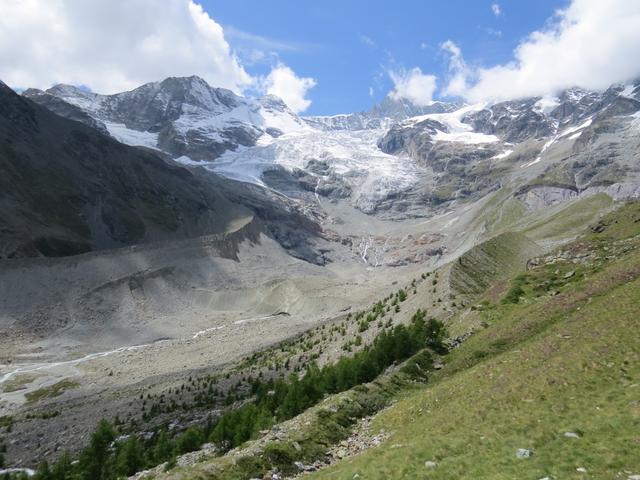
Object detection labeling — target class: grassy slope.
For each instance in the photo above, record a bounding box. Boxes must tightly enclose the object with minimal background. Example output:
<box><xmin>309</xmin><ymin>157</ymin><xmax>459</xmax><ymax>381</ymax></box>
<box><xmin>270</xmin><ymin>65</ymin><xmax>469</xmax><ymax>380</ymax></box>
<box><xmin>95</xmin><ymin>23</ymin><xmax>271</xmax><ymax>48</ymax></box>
<box><xmin>522</xmin><ymin>193</ymin><xmax>614</xmax><ymax>243</ymax></box>
<box><xmin>148</xmin><ymin>202</ymin><xmax>639</xmax><ymax>480</ymax></box>
<box><xmin>448</xmin><ymin>231</ymin><xmax>542</xmax><ymax>298</ymax></box>
<box><xmin>310</xmin><ymin>204</ymin><xmax>640</xmax><ymax>479</ymax></box>
<box><xmin>478</xmin><ymin>188</ymin><xmax>614</xmax><ymax>244</ymax></box>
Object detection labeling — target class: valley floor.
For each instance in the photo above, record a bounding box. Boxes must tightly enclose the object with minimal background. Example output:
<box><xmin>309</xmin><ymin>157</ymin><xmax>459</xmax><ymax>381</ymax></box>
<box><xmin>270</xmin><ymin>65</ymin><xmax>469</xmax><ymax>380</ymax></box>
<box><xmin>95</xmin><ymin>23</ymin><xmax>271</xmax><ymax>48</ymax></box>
<box><xmin>0</xmin><ymin>192</ymin><xmax>629</xmax><ymax>474</ymax></box>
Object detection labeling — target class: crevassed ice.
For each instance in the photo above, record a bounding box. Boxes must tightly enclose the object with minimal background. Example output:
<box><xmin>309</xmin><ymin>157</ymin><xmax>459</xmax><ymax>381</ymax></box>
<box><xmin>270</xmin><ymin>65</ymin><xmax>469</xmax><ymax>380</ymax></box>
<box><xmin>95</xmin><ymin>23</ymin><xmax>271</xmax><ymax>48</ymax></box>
<box><xmin>209</xmin><ymin>128</ymin><xmax>420</xmax><ymax>199</ymax></box>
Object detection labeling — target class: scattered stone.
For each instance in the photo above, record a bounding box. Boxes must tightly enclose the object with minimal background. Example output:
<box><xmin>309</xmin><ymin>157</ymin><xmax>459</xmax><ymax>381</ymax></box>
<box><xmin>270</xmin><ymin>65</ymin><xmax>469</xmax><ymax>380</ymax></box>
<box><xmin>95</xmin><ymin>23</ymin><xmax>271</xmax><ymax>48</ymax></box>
<box><xmin>564</xmin><ymin>270</ymin><xmax>576</xmax><ymax>279</ymax></box>
<box><xmin>424</xmin><ymin>460</ymin><xmax>438</xmax><ymax>469</ymax></box>
<box><xmin>516</xmin><ymin>448</ymin><xmax>533</xmax><ymax>459</ymax></box>
<box><xmin>576</xmin><ymin>467</ymin><xmax>587</xmax><ymax>473</ymax></box>
<box><xmin>294</xmin><ymin>462</ymin><xmax>305</xmax><ymax>471</ymax></box>
<box><xmin>628</xmin><ymin>475</ymin><xmax>640</xmax><ymax>480</ymax></box>
<box><xmin>564</xmin><ymin>431</ymin><xmax>581</xmax><ymax>438</ymax></box>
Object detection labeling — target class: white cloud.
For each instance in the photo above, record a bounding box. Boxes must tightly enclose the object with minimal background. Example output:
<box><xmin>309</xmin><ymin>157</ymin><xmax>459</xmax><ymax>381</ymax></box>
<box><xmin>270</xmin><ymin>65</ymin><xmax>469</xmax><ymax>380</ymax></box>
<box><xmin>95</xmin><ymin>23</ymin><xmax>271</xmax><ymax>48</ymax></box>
<box><xmin>453</xmin><ymin>0</ymin><xmax>640</xmax><ymax>102</ymax></box>
<box><xmin>388</xmin><ymin>67</ymin><xmax>437</xmax><ymax>106</ymax></box>
<box><xmin>261</xmin><ymin>63</ymin><xmax>316</xmax><ymax>113</ymax></box>
<box><xmin>440</xmin><ymin>40</ymin><xmax>469</xmax><ymax>98</ymax></box>
<box><xmin>0</xmin><ymin>0</ymin><xmax>252</xmax><ymax>93</ymax></box>
<box><xmin>491</xmin><ymin>3</ymin><xmax>502</xmax><ymax>16</ymax></box>
<box><xmin>369</xmin><ymin>86</ymin><xmax>374</xmax><ymax>97</ymax></box>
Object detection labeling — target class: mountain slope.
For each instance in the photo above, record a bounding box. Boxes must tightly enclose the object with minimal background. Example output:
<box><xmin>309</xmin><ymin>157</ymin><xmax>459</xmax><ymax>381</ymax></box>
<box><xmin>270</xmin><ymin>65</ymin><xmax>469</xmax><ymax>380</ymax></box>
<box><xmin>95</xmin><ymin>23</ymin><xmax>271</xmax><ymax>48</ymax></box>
<box><xmin>307</xmin><ymin>203</ymin><xmax>640</xmax><ymax>480</ymax></box>
<box><xmin>377</xmin><ymin>83</ymin><xmax>640</xmax><ymax>208</ymax></box>
<box><xmin>144</xmin><ymin>202</ymin><xmax>640</xmax><ymax>480</ymax></box>
<box><xmin>24</xmin><ymin>76</ymin><xmax>310</xmax><ymax>162</ymax></box>
<box><xmin>29</xmin><ymin>77</ymin><xmax>640</xmax><ymax>223</ymax></box>
<box><xmin>0</xmin><ymin>80</ymin><xmax>253</xmax><ymax>258</ymax></box>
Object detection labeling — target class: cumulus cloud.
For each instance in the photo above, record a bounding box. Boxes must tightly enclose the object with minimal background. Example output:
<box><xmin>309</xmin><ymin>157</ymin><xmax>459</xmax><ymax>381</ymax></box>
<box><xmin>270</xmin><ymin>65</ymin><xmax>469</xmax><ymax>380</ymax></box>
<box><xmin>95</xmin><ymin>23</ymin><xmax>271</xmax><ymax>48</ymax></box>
<box><xmin>491</xmin><ymin>3</ymin><xmax>502</xmax><ymax>16</ymax></box>
<box><xmin>452</xmin><ymin>0</ymin><xmax>640</xmax><ymax>102</ymax></box>
<box><xmin>388</xmin><ymin>67</ymin><xmax>437</xmax><ymax>106</ymax></box>
<box><xmin>261</xmin><ymin>63</ymin><xmax>316</xmax><ymax>113</ymax></box>
<box><xmin>0</xmin><ymin>0</ymin><xmax>252</xmax><ymax>93</ymax></box>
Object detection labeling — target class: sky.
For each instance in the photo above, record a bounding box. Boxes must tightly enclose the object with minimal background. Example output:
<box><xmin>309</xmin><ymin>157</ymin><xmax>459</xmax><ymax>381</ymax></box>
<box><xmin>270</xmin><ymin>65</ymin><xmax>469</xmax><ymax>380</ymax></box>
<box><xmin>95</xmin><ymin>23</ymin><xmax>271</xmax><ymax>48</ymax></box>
<box><xmin>205</xmin><ymin>0</ymin><xmax>568</xmax><ymax>114</ymax></box>
<box><xmin>1</xmin><ymin>0</ymin><xmax>640</xmax><ymax>115</ymax></box>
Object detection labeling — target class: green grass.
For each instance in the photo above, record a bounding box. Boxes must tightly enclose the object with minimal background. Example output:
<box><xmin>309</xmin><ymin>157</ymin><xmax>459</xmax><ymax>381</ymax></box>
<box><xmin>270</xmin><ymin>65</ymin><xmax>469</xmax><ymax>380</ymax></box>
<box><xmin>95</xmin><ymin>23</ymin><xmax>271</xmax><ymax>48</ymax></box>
<box><xmin>449</xmin><ymin>232</ymin><xmax>541</xmax><ymax>298</ymax></box>
<box><xmin>309</xmin><ymin>204</ymin><xmax>640</xmax><ymax>479</ymax></box>
<box><xmin>584</xmin><ymin>201</ymin><xmax>640</xmax><ymax>242</ymax></box>
<box><xmin>523</xmin><ymin>193</ymin><xmax>613</xmax><ymax>242</ymax></box>
<box><xmin>24</xmin><ymin>379</ymin><xmax>79</xmax><ymax>403</ymax></box>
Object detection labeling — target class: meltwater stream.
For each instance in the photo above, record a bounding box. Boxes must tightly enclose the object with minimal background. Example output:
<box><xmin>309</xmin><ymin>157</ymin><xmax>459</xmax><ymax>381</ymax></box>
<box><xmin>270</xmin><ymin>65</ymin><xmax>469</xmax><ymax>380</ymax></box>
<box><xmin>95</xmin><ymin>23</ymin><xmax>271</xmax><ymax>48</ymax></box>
<box><xmin>0</xmin><ymin>313</ymin><xmax>281</xmax><ymax>387</ymax></box>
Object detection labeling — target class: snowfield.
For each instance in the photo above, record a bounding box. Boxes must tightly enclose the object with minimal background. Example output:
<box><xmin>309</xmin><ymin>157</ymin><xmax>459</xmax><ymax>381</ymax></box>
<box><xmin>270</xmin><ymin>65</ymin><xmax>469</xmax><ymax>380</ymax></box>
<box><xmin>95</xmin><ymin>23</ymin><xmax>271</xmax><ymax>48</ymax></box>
<box><xmin>407</xmin><ymin>103</ymin><xmax>499</xmax><ymax>144</ymax></box>
<box><xmin>104</xmin><ymin>122</ymin><xmax>160</xmax><ymax>149</ymax></box>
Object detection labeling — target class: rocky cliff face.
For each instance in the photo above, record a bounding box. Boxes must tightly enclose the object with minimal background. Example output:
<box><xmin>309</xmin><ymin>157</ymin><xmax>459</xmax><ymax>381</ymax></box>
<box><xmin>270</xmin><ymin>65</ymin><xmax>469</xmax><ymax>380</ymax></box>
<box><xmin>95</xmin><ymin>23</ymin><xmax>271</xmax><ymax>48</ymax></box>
<box><xmin>0</xmin><ymin>80</ymin><xmax>258</xmax><ymax>258</ymax></box>
<box><xmin>377</xmin><ymin>82</ymin><xmax>640</xmax><ymax>208</ymax></box>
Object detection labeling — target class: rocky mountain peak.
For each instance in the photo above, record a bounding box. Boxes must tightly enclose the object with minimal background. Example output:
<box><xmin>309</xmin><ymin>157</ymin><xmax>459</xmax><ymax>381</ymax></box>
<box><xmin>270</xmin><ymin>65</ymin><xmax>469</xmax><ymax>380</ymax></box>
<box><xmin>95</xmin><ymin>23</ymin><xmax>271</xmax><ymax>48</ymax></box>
<box><xmin>153</xmin><ymin>75</ymin><xmax>243</xmax><ymax>112</ymax></box>
<box><xmin>28</xmin><ymin>75</ymin><xmax>308</xmax><ymax>161</ymax></box>
<box><xmin>258</xmin><ymin>94</ymin><xmax>290</xmax><ymax>112</ymax></box>
<box><xmin>370</xmin><ymin>96</ymin><xmax>462</xmax><ymax>120</ymax></box>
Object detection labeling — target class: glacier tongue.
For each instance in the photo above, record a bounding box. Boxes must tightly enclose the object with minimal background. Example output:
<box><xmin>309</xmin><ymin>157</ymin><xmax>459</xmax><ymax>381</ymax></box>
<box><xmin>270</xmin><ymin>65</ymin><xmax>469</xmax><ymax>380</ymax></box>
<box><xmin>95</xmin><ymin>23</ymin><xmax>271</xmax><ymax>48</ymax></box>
<box><xmin>203</xmin><ymin>128</ymin><xmax>421</xmax><ymax>211</ymax></box>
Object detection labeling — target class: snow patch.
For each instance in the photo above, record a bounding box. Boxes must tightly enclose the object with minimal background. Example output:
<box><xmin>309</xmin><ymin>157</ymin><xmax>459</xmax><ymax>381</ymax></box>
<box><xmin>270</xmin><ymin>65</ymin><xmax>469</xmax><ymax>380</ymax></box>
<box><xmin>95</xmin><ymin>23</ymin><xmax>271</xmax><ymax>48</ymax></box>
<box><xmin>104</xmin><ymin>122</ymin><xmax>159</xmax><ymax>149</ymax></box>
<box><xmin>408</xmin><ymin>103</ymin><xmax>499</xmax><ymax>144</ymax></box>
<box><xmin>492</xmin><ymin>149</ymin><xmax>513</xmax><ymax>159</ymax></box>
<box><xmin>174</xmin><ymin>155</ymin><xmax>204</xmax><ymax>166</ymax></box>
<box><xmin>432</xmin><ymin>130</ymin><xmax>499</xmax><ymax>144</ymax></box>
<box><xmin>619</xmin><ymin>84</ymin><xmax>636</xmax><ymax>99</ymax></box>
<box><xmin>521</xmin><ymin>156</ymin><xmax>542</xmax><ymax>168</ymax></box>
<box><xmin>559</xmin><ymin>117</ymin><xmax>592</xmax><ymax>138</ymax></box>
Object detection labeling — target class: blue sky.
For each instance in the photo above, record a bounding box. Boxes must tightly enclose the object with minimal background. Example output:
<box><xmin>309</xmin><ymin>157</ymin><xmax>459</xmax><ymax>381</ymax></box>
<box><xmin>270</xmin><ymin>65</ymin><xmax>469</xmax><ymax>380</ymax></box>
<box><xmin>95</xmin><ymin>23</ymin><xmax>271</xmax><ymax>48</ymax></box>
<box><xmin>3</xmin><ymin>1</ymin><xmax>638</xmax><ymax>116</ymax></box>
<box><xmin>203</xmin><ymin>0</ymin><xmax>569</xmax><ymax>114</ymax></box>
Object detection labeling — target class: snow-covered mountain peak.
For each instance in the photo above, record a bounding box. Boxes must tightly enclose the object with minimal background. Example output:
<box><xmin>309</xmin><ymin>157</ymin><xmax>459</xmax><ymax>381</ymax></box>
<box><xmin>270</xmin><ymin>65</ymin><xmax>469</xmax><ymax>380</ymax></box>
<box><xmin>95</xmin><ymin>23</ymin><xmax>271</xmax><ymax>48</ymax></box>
<box><xmin>34</xmin><ymin>76</ymin><xmax>311</xmax><ymax>161</ymax></box>
<box><xmin>152</xmin><ymin>75</ymin><xmax>242</xmax><ymax>113</ymax></box>
<box><xmin>23</xmin><ymin>76</ymin><xmax>640</xmax><ymax>221</ymax></box>
<box><xmin>303</xmin><ymin>96</ymin><xmax>465</xmax><ymax>132</ymax></box>
<box><xmin>47</xmin><ymin>83</ymin><xmax>95</xmax><ymax>99</ymax></box>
